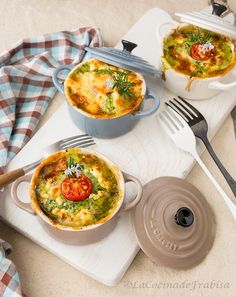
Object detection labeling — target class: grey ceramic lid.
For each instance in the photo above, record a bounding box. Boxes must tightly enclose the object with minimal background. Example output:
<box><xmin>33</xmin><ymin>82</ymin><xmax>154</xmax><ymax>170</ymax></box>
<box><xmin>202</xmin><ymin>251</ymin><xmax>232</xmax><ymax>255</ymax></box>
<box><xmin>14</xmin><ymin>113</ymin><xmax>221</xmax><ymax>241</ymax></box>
<box><xmin>85</xmin><ymin>40</ymin><xmax>161</xmax><ymax>78</ymax></box>
<box><xmin>133</xmin><ymin>177</ymin><xmax>216</xmax><ymax>270</ymax></box>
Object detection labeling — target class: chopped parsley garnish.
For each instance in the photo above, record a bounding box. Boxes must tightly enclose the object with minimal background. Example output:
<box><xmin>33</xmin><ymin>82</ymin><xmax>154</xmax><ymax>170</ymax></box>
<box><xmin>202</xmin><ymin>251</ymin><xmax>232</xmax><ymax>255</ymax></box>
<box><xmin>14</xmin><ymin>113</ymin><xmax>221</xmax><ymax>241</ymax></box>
<box><xmin>194</xmin><ymin>61</ymin><xmax>206</xmax><ymax>76</ymax></box>
<box><xmin>79</xmin><ymin>62</ymin><xmax>90</xmax><ymax>73</ymax></box>
<box><xmin>185</xmin><ymin>33</ymin><xmax>211</xmax><ymax>44</ymax></box>
<box><xmin>83</xmin><ymin>171</ymin><xmax>107</xmax><ymax>194</ymax></box>
<box><xmin>105</xmin><ymin>94</ymin><xmax>115</xmax><ymax>113</ymax></box>
<box><xmin>94</xmin><ymin>68</ymin><xmax>114</xmax><ymax>75</ymax></box>
<box><xmin>74</xmin><ymin>62</ymin><xmax>90</xmax><ymax>74</ymax></box>
<box><xmin>183</xmin><ymin>41</ymin><xmax>191</xmax><ymax>53</ymax></box>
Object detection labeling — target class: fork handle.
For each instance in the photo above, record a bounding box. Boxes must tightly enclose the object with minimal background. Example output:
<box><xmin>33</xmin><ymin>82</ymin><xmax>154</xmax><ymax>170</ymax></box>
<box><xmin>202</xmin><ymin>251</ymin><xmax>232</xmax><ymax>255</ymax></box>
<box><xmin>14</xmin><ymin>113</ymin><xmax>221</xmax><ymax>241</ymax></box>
<box><xmin>201</xmin><ymin>136</ymin><xmax>236</xmax><ymax>197</ymax></box>
<box><xmin>0</xmin><ymin>159</ymin><xmax>41</xmax><ymax>189</ymax></box>
<box><xmin>192</xmin><ymin>151</ymin><xmax>236</xmax><ymax>221</ymax></box>
<box><xmin>0</xmin><ymin>168</ymin><xmax>25</xmax><ymax>189</ymax></box>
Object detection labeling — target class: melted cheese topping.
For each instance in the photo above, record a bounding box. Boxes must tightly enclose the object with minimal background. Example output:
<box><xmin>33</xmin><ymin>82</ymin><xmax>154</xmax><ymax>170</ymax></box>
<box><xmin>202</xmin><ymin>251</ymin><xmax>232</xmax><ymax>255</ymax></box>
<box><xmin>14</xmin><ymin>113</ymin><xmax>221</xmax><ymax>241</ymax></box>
<box><xmin>34</xmin><ymin>148</ymin><xmax>121</xmax><ymax>228</ymax></box>
<box><xmin>65</xmin><ymin>59</ymin><xmax>143</xmax><ymax>118</ymax></box>
<box><xmin>163</xmin><ymin>25</ymin><xmax>236</xmax><ymax>78</ymax></box>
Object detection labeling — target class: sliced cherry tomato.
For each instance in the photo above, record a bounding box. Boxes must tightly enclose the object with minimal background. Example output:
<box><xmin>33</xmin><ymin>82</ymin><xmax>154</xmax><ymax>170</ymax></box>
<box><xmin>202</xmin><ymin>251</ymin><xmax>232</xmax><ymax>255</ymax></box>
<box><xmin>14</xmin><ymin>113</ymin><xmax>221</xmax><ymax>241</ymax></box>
<box><xmin>190</xmin><ymin>43</ymin><xmax>214</xmax><ymax>61</ymax></box>
<box><xmin>60</xmin><ymin>175</ymin><xmax>92</xmax><ymax>202</ymax></box>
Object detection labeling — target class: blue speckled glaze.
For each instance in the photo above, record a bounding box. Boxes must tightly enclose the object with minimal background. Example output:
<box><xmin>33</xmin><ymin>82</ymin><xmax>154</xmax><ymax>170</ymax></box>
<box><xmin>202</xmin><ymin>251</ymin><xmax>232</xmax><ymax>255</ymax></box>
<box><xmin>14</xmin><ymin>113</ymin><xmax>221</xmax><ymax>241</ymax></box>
<box><xmin>52</xmin><ymin>63</ymin><xmax>160</xmax><ymax>138</ymax></box>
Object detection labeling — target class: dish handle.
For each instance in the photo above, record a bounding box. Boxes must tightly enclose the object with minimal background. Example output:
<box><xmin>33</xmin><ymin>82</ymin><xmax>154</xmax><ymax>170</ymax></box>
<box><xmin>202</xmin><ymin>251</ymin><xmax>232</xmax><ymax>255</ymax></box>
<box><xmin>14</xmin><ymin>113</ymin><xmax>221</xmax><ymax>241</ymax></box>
<box><xmin>208</xmin><ymin>67</ymin><xmax>236</xmax><ymax>91</ymax></box>
<box><xmin>132</xmin><ymin>89</ymin><xmax>160</xmax><ymax>119</ymax></box>
<box><xmin>122</xmin><ymin>172</ymin><xmax>143</xmax><ymax>211</ymax></box>
<box><xmin>156</xmin><ymin>20</ymin><xmax>179</xmax><ymax>43</ymax></box>
<box><xmin>11</xmin><ymin>175</ymin><xmax>36</xmax><ymax>215</ymax></box>
<box><xmin>52</xmin><ymin>65</ymin><xmax>74</xmax><ymax>95</ymax></box>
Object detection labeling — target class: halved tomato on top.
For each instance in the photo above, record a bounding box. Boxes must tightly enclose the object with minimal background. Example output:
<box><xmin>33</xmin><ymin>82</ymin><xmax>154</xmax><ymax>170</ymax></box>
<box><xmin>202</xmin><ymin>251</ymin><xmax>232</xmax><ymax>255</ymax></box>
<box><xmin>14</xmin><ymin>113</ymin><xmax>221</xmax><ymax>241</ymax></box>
<box><xmin>60</xmin><ymin>175</ymin><xmax>92</xmax><ymax>202</ymax></box>
<box><xmin>190</xmin><ymin>43</ymin><xmax>214</xmax><ymax>61</ymax></box>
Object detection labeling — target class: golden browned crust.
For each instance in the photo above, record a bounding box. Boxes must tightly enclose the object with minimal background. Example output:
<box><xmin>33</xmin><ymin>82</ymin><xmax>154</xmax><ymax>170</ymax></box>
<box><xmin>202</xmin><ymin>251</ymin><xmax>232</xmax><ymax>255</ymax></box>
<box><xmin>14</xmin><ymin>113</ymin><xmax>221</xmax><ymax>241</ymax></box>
<box><xmin>64</xmin><ymin>59</ymin><xmax>145</xmax><ymax>119</ymax></box>
<box><xmin>162</xmin><ymin>24</ymin><xmax>236</xmax><ymax>79</ymax></box>
<box><xmin>29</xmin><ymin>148</ymin><xmax>124</xmax><ymax>231</ymax></box>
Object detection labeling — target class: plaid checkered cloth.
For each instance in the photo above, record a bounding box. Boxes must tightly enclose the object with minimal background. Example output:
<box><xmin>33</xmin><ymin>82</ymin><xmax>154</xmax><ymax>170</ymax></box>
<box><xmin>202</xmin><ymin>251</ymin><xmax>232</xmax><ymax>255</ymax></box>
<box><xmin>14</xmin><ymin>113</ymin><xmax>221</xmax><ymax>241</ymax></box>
<box><xmin>0</xmin><ymin>27</ymin><xmax>103</xmax><ymax>173</ymax></box>
<box><xmin>0</xmin><ymin>239</ymin><xmax>23</xmax><ymax>297</ymax></box>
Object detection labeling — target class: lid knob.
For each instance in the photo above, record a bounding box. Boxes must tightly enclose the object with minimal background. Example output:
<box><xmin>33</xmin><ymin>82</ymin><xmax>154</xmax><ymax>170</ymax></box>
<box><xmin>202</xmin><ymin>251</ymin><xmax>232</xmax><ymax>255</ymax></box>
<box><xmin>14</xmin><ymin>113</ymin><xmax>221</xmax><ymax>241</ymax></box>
<box><xmin>175</xmin><ymin>207</ymin><xmax>194</xmax><ymax>227</ymax></box>
<box><xmin>212</xmin><ymin>1</ymin><xmax>228</xmax><ymax>16</ymax></box>
<box><xmin>121</xmin><ymin>40</ymin><xmax>137</xmax><ymax>53</ymax></box>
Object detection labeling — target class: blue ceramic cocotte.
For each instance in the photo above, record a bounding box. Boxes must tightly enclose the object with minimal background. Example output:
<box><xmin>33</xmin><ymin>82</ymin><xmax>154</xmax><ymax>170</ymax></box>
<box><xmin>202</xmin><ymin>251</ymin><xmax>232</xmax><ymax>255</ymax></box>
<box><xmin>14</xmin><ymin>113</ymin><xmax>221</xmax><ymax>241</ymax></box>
<box><xmin>52</xmin><ymin>62</ymin><xmax>160</xmax><ymax>138</ymax></box>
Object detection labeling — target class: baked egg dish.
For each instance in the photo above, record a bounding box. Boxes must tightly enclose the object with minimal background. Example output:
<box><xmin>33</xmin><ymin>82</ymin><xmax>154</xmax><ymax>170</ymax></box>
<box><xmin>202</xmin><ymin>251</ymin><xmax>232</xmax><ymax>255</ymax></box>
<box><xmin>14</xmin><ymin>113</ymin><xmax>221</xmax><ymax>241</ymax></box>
<box><xmin>162</xmin><ymin>25</ymin><xmax>236</xmax><ymax>79</ymax></box>
<box><xmin>31</xmin><ymin>148</ymin><xmax>122</xmax><ymax>229</ymax></box>
<box><xmin>64</xmin><ymin>59</ymin><xmax>144</xmax><ymax>118</ymax></box>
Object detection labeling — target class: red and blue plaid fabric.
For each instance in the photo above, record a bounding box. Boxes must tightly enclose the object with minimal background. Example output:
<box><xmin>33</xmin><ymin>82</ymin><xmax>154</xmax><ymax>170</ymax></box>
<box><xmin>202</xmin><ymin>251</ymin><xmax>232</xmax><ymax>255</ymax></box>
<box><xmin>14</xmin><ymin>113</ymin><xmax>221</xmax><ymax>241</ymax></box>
<box><xmin>0</xmin><ymin>240</ymin><xmax>23</xmax><ymax>297</ymax></box>
<box><xmin>0</xmin><ymin>27</ymin><xmax>103</xmax><ymax>296</ymax></box>
<box><xmin>0</xmin><ymin>27</ymin><xmax>103</xmax><ymax>173</ymax></box>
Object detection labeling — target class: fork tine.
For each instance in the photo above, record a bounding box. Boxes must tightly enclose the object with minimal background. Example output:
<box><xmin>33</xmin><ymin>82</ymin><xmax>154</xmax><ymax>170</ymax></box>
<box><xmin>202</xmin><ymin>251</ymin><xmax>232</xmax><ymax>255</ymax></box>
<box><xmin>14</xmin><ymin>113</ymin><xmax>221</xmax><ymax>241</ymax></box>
<box><xmin>159</xmin><ymin>112</ymin><xmax>175</xmax><ymax>135</ymax></box>
<box><xmin>177</xmin><ymin>96</ymin><xmax>203</xmax><ymax>117</ymax></box>
<box><xmin>79</xmin><ymin>142</ymin><xmax>96</xmax><ymax>148</ymax></box>
<box><xmin>70</xmin><ymin>139</ymin><xmax>96</xmax><ymax>147</ymax></box>
<box><xmin>165</xmin><ymin>106</ymin><xmax>191</xmax><ymax>131</ymax></box>
<box><xmin>59</xmin><ymin>134</ymin><xmax>90</xmax><ymax>146</ymax></box>
<box><xmin>60</xmin><ymin>135</ymin><xmax>93</xmax><ymax>147</ymax></box>
<box><xmin>166</xmin><ymin>107</ymin><xmax>186</xmax><ymax>129</ymax></box>
<box><xmin>164</xmin><ymin>110</ymin><xmax>180</xmax><ymax>131</ymax></box>
<box><xmin>166</xmin><ymin>100</ymin><xmax>192</xmax><ymax>122</ymax></box>
<box><xmin>159</xmin><ymin>109</ymin><xmax>182</xmax><ymax>134</ymax></box>
<box><xmin>61</xmin><ymin>139</ymin><xmax>96</xmax><ymax>149</ymax></box>
<box><xmin>173</xmin><ymin>98</ymin><xmax>197</xmax><ymax>119</ymax></box>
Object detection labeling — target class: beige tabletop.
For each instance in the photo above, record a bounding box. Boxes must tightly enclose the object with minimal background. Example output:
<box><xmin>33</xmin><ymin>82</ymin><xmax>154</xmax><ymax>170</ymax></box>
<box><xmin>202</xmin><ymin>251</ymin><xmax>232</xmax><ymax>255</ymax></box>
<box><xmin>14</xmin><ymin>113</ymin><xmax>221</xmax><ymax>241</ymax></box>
<box><xmin>0</xmin><ymin>0</ymin><xmax>236</xmax><ymax>296</ymax></box>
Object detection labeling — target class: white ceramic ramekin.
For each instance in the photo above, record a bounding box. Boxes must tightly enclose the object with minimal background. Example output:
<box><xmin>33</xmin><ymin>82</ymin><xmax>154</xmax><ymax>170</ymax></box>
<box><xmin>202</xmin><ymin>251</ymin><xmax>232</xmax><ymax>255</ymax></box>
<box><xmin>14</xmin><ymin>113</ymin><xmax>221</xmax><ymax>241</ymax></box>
<box><xmin>156</xmin><ymin>21</ymin><xmax>236</xmax><ymax>100</ymax></box>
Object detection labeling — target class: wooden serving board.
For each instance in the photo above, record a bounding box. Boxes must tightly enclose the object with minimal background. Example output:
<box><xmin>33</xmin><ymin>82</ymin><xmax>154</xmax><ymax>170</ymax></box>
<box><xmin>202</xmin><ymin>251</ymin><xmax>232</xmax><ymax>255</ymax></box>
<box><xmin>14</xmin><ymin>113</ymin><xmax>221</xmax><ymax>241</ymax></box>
<box><xmin>0</xmin><ymin>7</ymin><xmax>236</xmax><ymax>286</ymax></box>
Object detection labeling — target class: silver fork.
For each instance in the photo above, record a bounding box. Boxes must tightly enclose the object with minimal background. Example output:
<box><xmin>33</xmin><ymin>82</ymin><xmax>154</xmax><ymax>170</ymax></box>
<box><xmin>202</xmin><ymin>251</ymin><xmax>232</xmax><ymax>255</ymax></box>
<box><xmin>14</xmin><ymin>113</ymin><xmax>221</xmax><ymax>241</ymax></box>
<box><xmin>166</xmin><ymin>96</ymin><xmax>236</xmax><ymax>197</ymax></box>
<box><xmin>0</xmin><ymin>134</ymin><xmax>95</xmax><ymax>188</ymax></box>
<box><xmin>158</xmin><ymin>107</ymin><xmax>236</xmax><ymax>221</ymax></box>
